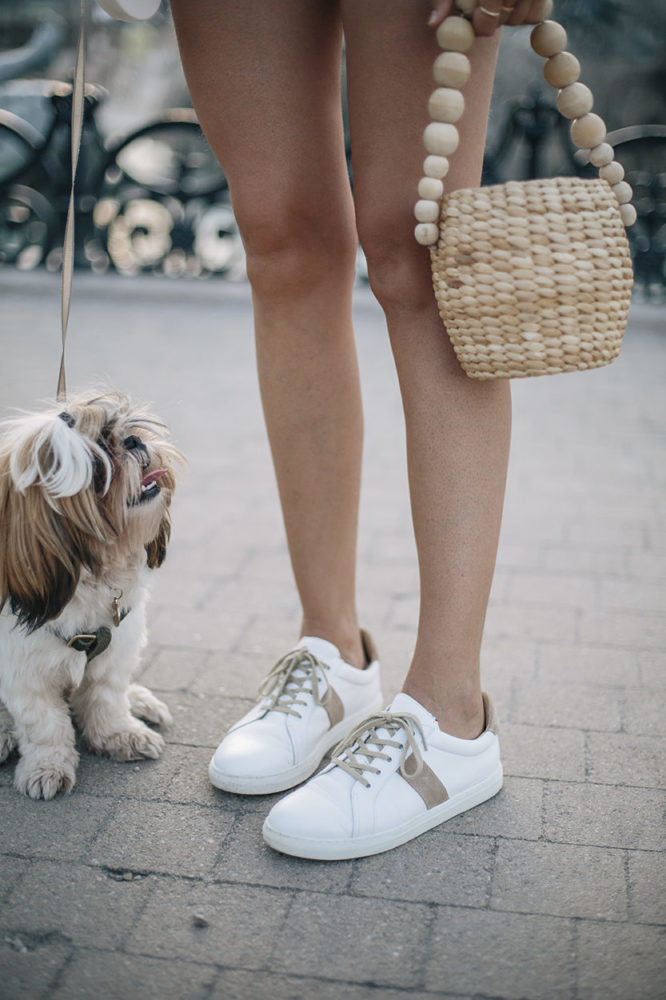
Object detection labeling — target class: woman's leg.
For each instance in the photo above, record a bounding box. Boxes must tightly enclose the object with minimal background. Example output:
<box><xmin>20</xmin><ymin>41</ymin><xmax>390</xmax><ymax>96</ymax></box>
<box><xmin>343</xmin><ymin>0</ymin><xmax>511</xmax><ymax>737</ymax></box>
<box><xmin>170</xmin><ymin>0</ymin><xmax>365</xmax><ymax>667</ymax></box>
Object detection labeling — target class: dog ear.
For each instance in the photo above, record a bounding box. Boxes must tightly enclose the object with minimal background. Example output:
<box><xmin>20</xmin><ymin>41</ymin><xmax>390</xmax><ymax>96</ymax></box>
<box><xmin>0</xmin><ymin>413</ymin><xmax>112</xmax><ymax>631</ymax></box>
<box><xmin>145</xmin><ymin>509</ymin><xmax>171</xmax><ymax>569</ymax></box>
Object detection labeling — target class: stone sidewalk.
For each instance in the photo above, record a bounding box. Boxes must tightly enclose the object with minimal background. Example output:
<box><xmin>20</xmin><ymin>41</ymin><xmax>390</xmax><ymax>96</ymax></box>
<box><xmin>0</xmin><ymin>270</ymin><xmax>664</xmax><ymax>1000</ymax></box>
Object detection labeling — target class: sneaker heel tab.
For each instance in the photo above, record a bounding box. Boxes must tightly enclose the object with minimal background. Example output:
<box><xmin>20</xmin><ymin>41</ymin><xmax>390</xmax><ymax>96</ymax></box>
<box><xmin>482</xmin><ymin>692</ymin><xmax>499</xmax><ymax>735</ymax></box>
<box><xmin>360</xmin><ymin>629</ymin><xmax>379</xmax><ymax>667</ymax></box>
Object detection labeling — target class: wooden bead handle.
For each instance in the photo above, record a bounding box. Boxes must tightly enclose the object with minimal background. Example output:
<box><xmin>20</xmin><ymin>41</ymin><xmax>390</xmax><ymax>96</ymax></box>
<box><xmin>414</xmin><ymin>2</ymin><xmax>637</xmax><ymax>246</ymax></box>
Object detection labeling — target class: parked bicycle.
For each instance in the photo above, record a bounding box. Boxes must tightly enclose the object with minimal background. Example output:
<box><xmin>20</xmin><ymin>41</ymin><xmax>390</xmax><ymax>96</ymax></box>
<box><xmin>0</xmin><ymin>18</ymin><xmax>244</xmax><ymax>278</ymax></box>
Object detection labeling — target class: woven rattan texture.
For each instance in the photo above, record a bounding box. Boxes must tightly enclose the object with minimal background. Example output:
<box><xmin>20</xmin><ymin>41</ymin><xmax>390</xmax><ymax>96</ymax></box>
<box><xmin>431</xmin><ymin>176</ymin><xmax>634</xmax><ymax>379</ymax></box>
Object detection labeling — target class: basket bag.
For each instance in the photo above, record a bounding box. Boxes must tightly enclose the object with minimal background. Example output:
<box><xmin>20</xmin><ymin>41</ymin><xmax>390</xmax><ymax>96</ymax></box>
<box><xmin>414</xmin><ymin>6</ymin><xmax>635</xmax><ymax>380</ymax></box>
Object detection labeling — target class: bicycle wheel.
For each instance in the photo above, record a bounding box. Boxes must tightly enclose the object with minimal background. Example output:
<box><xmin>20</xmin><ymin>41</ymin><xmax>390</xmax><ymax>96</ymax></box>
<box><xmin>607</xmin><ymin>126</ymin><xmax>666</xmax><ymax>295</ymax></box>
<box><xmin>101</xmin><ymin>111</ymin><xmax>227</xmax><ymax>200</ymax></box>
<box><xmin>0</xmin><ymin>110</ymin><xmax>43</xmax><ymax>188</ymax></box>
<box><xmin>0</xmin><ymin>182</ymin><xmax>55</xmax><ymax>269</ymax></box>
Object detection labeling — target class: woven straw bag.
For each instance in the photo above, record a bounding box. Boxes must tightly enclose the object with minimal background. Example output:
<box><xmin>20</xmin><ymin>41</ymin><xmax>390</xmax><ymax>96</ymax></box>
<box><xmin>414</xmin><ymin>5</ymin><xmax>635</xmax><ymax>380</ymax></box>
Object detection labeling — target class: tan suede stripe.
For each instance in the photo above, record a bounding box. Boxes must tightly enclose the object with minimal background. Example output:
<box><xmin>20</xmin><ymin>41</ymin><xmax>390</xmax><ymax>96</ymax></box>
<box><xmin>321</xmin><ymin>685</ymin><xmax>344</xmax><ymax>729</ymax></box>
<box><xmin>401</xmin><ymin>753</ymin><xmax>449</xmax><ymax>810</ymax></box>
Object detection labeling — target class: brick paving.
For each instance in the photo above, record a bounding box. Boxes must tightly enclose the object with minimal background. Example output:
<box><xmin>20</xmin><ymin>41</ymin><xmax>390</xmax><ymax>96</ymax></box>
<box><xmin>0</xmin><ymin>270</ymin><xmax>664</xmax><ymax>1000</ymax></box>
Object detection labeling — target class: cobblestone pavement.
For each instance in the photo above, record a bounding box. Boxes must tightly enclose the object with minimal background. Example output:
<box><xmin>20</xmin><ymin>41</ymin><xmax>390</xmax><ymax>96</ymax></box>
<box><xmin>0</xmin><ymin>270</ymin><xmax>664</xmax><ymax>1000</ymax></box>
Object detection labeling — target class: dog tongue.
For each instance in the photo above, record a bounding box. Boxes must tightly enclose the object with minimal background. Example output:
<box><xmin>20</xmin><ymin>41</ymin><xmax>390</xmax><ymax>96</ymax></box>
<box><xmin>142</xmin><ymin>469</ymin><xmax>166</xmax><ymax>487</ymax></box>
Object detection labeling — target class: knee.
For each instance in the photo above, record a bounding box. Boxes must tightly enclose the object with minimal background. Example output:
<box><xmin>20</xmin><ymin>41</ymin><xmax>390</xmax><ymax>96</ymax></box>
<box><xmin>358</xmin><ymin>211</ymin><xmax>435</xmax><ymax>318</ymax></box>
<box><xmin>232</xmin><ymin>193</ymin><xmax>358</xmax><ymax>303</ymax></box>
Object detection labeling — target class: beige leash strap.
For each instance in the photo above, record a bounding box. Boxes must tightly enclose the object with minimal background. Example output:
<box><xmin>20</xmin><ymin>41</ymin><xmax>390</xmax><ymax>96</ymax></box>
<box><xmin>56</xmin><ymin>0</ymin><xmax>87</xmax><ymax>403</ymax></box>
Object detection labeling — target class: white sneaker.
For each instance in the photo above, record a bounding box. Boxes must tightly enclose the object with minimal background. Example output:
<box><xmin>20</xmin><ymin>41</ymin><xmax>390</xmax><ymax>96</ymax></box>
<box><xmin>262</xmin><ymin>691</ymin><xmax>502</xmax><ymax>860</ymax></box>
<box><xmin>208</xmin><ymin>632</ymin><xmax>383</xmax><ymax>795</ymax></box>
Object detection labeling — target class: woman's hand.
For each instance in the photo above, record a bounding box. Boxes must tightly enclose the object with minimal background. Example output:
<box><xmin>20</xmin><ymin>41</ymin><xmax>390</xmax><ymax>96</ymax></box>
<box><xmin>429</xmin><ymin>0</ymin><xmax>553</xmax><ymax>36</ymax></box>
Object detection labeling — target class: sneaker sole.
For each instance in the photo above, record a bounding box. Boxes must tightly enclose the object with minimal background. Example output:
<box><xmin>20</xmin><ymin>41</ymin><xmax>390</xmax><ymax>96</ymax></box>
<box><xmin>262</xmin><ymin>763</ymin><xmax>504</xmax><ymax>860</ymax></box>
<box><xmin>208</xmin><ymin>696</ymin><xmax>384</xmax><ymax>795</ymax></box>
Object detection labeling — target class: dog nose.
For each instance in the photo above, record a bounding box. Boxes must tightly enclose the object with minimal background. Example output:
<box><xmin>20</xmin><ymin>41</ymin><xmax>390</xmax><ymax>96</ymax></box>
<box><xmin>123</xmin><ymin>435</ymin><xmax>148</xmax><ymax>456</ymax></box>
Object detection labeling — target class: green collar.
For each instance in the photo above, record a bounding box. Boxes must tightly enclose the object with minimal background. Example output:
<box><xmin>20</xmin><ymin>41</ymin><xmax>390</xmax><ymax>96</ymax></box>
<box><xmin>49</xmin><ymin>596</ymin><xmax>130</xmax><ymax>663</ymax></box>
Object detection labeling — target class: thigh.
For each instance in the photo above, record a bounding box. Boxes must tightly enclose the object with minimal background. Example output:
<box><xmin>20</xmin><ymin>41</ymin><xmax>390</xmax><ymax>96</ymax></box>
<box><xmin>170</xmin><ymin>0</ymin><xmax>353</xmax><ymax>242</ymax></box>
<box><xmin>342</xmin><ymin>0</ymin><xmax>500</xmax><ymax>255</ymax></box>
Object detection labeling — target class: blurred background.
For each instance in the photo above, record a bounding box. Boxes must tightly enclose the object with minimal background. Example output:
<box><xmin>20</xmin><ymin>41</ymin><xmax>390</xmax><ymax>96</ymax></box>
<box><xmin>0</xmin><ymin>0</ymin><xmax>664</xmax><ymax>292</ymax></box>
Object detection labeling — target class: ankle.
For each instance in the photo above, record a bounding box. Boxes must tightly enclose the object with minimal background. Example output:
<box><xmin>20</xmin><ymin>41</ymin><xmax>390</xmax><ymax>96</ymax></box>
<box><xmin>299</xmin><ymin>617</ymin><xmax>365</xmax><ymax>670</ymax></box>
<box><xmin>402</xmin><ymin>683</ymin><xmax>485</xmax><ymax>740</ymax></box>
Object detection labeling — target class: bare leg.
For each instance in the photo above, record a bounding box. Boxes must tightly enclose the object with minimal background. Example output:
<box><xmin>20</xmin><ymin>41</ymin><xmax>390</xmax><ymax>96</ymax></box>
<box><xmin>343</xmin><ymin>0</ymin><xmax>510</xmax><ymax>736</ymax></box>
<box><xmin>171</xmin><ymin>0</ymin><xmax>365</xmax><ymax>667</ymax></box>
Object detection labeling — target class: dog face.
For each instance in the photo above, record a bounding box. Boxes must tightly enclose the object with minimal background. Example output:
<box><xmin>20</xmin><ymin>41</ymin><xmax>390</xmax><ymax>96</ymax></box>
<box><xmin>0</xmin><ymin>392</ymin><xmax>181</xmax><ymax>631</ymax></box>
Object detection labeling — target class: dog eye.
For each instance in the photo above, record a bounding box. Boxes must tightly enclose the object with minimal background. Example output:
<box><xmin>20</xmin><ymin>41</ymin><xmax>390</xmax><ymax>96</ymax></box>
<box><xmin>123</xmin><ymin>435</ymin><xmax>147</xmax><ymax>454</ymax></box>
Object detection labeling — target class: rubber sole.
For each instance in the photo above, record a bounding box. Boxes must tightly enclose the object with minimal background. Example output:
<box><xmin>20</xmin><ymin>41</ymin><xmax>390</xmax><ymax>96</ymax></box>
<box><xmin>208</xmin><ymin>696</ymin><xmax>384</xmax><ymax>795</ymax></box>
<box><xmin>262</xmin><ymin>763</ymin><xmax>504</xmax><ymax>860</ymax></box>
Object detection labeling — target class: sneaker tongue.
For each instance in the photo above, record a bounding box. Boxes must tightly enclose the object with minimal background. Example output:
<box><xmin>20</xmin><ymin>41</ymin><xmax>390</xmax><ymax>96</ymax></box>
<box><xmin>387</xmin><ymin>693</ymin><xmax>439</xmax><ymax>735</ymax></box>
<box><xmin>298</xmin><ymin>636</ymin><xmax>341</xmax><ymax>667</ymax></box>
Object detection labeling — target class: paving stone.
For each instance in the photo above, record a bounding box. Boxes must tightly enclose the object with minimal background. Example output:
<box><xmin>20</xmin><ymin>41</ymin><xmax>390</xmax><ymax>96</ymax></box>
<box><xmin>586</xmin><ymin>732</ymin><xmax>666</xmax><ymax>788</ymax></box>
<box><xmin>445</xmin><ymin>776</ymin><xmax>543</xmax><ymax>841</ymax></box>
<box><xmin>350</xmin><ymin>831</ymin><xmax>495</xmax><ymax>908</ymax></box>
<box><xmin>639</xmin><ymin>650</ymin><xmax>666</xmax><ymax>688</ymax></box>
<box><xmin>480</xmin><ymin>637</ymin><xmax>539</xmax><ymax>682</ymax></box>
<box><xmin>506</xmin><ymin>571</ymin><xmax>599</xmax><ymax>609</ymax></box>
<box><xmin>0</xmin><ymin>856</ymin><xmax>29</xmax><ymax>902</ymax></box>
<box><xmin>599</xmin><ymin>577</ymin><xmax>666</xmax><ymax>615</ymax></box>
<box><xmin>622</xmin><ymin>687</ymin><xmax>666</xmax><ymax>736</ymax></box>
<box><xmin>3</xmin><ymin>862</ymin><xmax>154</xmax><ymax>949</ymax></box>
<box><xmin>536</xmin><ymin>642</ymin><xmax>641</xmax><ymax>687</ymax></box>
<box><xmin>91</xmin><ymin>800</ymin><xmax>232</xmax><ymax>878</ymax></box>
<box><xmin>50</xmin><ymin>950</ymin><xmax>216</xmax><ymax>1000</ymax></box>
<box><xmin>167</xmin><ymin>692</ymin><xmax>254</xmax><ymax>749</ymax></box>
<box><xmin>491</xmin><ymin>840</ymin><xmax>627</xmax><ymax>920</ymax></box>
<box><xmin>150</xmin><ymin>605</ymin><xmax>251</xmax><ymax>652</ymax></box>
<box><xmin>126</xmin><ymin>880</ymin><xmax>290</xmax><ymax>968</ymax></box>
<box><xmin>213</xmin><ymin>813</ymin><xmax>352</xmax><ymax>893</ymax></box>
<box><xmin>501</xmin><ymin>724</ymin><xmax>585</xmax><ymax>781</ymax></box>
<box><xmin>510</xmin><ymin>681</ymin><xmax>621</xmax><ymax>731</ymax></box>
<box><xmin>270</xmin><ymin>892</ymin><xmax>431</xmax><ymax>989</ymax></box>
<box><xmin>211</xmin><ymin>969</ymin><xmax>462</xmax><ymax>1000</ymax></box>
<box><xmin>139</xmin><ymin>646</ymin><xmax>213</xmax><ymax>693</ymax></box>
<box><xmin>0</xmin><ymin>789</ymin><xmax>115</xmax><ymax>862</ymax></box>
<box><xmin>483</xmin><ymin>604</ymin><xmax>579</xmax><ymax>644</ymax></box>
<box><xmin>577</xmin><ymin>921</ymin><xmax>666</xmax><ymax>1000</ymax></box>
<box><xmin>0</xmin><ymin>936</ymin><xmax>71</xmax><ymax>1000</ymax></box>
<box><xmin>426</xmin><ymin>907</ymin><xmax>575</xmax><ymax>999</ymax></box>
<box><xmin>563</xmin><ymin>515</ymin><xmax>646</xmax><ymax>548</ymax></box>
<box><xmin>74</xmin><ymin>743</ymin><xmax>183</xmax><ymax>801</ymax></box>
<box><xmin>626</xmin><ymin>850</ymin><xmax>666</xmax><ymax>925</ymax></box>
<box><xmin>541</xmin><ymin>544</ymin><xmax>629</xmax><ymax>575</ymax></box>
<box><xmin>543</xmin><ymin>782</ymin><xmax>666</xmax><ymax>851</ymax></box>
<box><xmin>578</xmin><ymin>610</ymin><xmax>666</xmax><ymax>650</ymax></box>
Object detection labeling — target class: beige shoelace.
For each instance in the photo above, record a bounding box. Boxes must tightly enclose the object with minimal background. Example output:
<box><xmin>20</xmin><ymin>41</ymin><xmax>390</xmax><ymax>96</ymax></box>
<box><xmin>257</xmin><ymin>648</ymin><xmax>331</xmax><ymax>718</ymax></box>
<box><xmin>330</xmin><ymin>712</ymin><xmax>428</xmax><ymax>788</ymax></box>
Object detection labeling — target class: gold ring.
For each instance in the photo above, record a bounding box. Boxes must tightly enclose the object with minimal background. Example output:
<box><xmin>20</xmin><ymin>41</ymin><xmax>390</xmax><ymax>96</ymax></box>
<box><xmin>479</xmin><ymin>6</ymin><xmax>501</xmax><ymax>16</ymax></box>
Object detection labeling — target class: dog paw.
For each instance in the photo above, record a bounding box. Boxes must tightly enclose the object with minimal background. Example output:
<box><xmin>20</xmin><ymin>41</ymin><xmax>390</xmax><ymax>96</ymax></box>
<box><xmin>127</xmin><ymin>684</ymin><xmax>172</xmax><ymax>726</ymax></box>
<box><xmin>14</xmin><ymin>751</ymin><xmax>78</xmax><ymax>800</ymax></box>
<box><xmin>0</xmin><ymin>730</ymin><xmax>19</xmax><ymax>764</ymax></box>
<box><xmin>101</xmin><ymin>722</ymin><xmax>165</xmax><ymax>761</ymax></box>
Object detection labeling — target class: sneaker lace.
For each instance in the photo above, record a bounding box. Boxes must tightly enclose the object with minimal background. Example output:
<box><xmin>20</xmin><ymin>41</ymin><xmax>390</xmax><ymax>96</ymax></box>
<box><xmin>257</xmin><ymin>647</ymin><xmax>331</xmax><ymax>718</ymax></box>
<box><xmin>330</xmin><ymin>712</ymin><xmax>427</xmax><ymax>788</ymax></box>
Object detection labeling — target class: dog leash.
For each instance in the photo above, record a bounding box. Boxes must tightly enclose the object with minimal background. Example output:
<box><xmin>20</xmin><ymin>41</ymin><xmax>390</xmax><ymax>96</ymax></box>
<box><xmin>56</xmin><ymin>0</ymin><xmax>87</xmax><ymax>403</ymax></box>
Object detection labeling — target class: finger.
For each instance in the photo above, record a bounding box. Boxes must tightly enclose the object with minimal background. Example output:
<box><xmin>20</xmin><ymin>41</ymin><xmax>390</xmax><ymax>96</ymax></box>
<box><xmin>506</xmin><ymin>0</ymin><xmax>531</xmax><ymax>26</ymax></box>
<box><xmin>427</xmin><ymin>0</ymin><xmax>456</xmax><ymax>28</ymax></box>
<box><xmin>473</xmin><ymin>1</ymin><xmax>503</xmax><ymax>36</ymax></box>
<box><xmin>527</xmin><ymin>0</ymin><xmax>554</xmax><ymax>23</ymax></box>
<box><xmin>497</xmin><ymin>0</ymin><xmax>516</xmax><ymax>25</ymax></box>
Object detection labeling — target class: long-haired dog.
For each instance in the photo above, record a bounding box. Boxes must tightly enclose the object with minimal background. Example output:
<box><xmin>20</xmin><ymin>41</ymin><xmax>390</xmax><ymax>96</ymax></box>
<box><xmin>0</xmin><ymin>392</ymin><xmax>182</xmax><ymax>799</ymax></box>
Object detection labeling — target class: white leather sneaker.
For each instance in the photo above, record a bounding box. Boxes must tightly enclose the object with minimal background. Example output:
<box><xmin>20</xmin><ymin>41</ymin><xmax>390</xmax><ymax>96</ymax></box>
<box><xmin>208</xmin><ymin>632</ymin><xmax>382</xmax><ymax>795</ymax></box>
<box><xmin>262</xmin><ymin>691</ymin><xmax>502</xmax><ymax>860</ymax></box>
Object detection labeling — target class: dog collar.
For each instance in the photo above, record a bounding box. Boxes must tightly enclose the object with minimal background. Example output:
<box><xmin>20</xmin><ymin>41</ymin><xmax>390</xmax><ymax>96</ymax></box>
<box><xmin>49</xmin><ymin>594</ymin><xmax>130</xmax><ymax>663</ymax></box>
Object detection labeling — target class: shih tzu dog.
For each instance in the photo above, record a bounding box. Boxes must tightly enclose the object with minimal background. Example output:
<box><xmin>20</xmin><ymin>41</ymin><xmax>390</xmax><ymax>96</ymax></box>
<box><xmin>0</xmin><ymin>392</ymin><xmax>182</xmax><ymax>799</ymax></box>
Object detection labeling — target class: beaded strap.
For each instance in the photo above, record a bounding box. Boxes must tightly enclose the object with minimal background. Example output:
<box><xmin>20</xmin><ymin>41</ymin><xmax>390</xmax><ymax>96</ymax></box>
<box><xmin>414</xmin><ymin>1</ymin><xmax>637</xmax><ymax>247</ymax></box>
